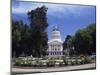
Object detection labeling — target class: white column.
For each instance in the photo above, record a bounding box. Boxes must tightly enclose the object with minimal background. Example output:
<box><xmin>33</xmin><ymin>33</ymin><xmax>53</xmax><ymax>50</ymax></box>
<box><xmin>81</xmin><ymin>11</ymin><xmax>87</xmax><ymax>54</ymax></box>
<box><xmin>53</xmin><ymin>45</ymin><xmax>55</xmax><ymax>55</ymax></box>
<box><xmin>49</xmin><ymin>45</ymin><xmax>51</xmax><ymax>56</ymax></box>
<box><xmin>49</xmin><ymin>45</ymin><xmax>51</xmax><ymax>51</ymax></box>
<box><xmin>61</xmin><ymin>45</ymin><xmax>63</xmax><ymax>51</ymax></box>
<box><xmin>57</xmin><ymin>45</ymin><xmax>58</xmax><ymax>55</ymax></box>
<box><xmin>55</xmin><ymin>45</ymin><xmax>56</xmax><ymax>56</ymax></box>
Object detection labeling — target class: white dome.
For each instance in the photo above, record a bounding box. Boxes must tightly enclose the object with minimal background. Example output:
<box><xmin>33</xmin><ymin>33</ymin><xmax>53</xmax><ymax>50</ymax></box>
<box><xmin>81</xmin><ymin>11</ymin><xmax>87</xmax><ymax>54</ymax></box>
<box><xmin>48</xmin><ymin>39</ymin><xmax>63</xmax><ymax>44</ymax></box>
<box><xmin>48</xmin><ymin>26</ymin><xmax>63</xmax><ymax>43</ymax></box>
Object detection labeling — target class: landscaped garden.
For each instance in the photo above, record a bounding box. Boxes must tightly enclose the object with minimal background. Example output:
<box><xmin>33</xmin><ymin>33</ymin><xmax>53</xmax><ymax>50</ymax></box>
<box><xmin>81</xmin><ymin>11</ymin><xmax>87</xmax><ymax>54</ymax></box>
<box><xmin>13</xmin><ymin>55</ymin><xmax>96</xmax><ymax>68</ymax></box>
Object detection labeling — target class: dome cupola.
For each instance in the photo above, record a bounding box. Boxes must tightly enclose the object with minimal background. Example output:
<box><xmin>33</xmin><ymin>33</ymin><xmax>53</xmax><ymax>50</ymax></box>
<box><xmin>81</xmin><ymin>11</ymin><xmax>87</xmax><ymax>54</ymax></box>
<box><xmin>51</xmin><ymin>26</ymin><xmax>61</xmax><ymax>40</ymax></box>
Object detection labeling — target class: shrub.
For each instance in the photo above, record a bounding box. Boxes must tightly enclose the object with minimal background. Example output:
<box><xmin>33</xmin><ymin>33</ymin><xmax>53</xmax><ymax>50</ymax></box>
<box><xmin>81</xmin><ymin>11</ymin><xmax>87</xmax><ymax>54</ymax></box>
<box><xmin>23</xmin><ymin>61</ymin><xmax>33</xmax><ymax>66</ymax></box>
<box><xmin>14</xmin><ymin>59</ymin><xmax>23</xmax><ymax>66</ymax></box>
<box><xmin>33</xmin><ymin>58</ymin><xmax>43</xmax><ymax>67</ymax></box>
<box><xmin>14</xmin><ymin>56</ymin><xmax>93</xmax><ymax>67</ymax></box>
<box><xmin>63</xmin><ymin>57</ymin><xmax>68</xmax><ymax>66</ymax></box>
<box><xmin>80</xmin><ymin>56</ymin><xmax>91</xmax><ymax>64</ymax></box>
<box><xmin>14</xmin><ymin>58</ymin><xmax>33</xmax><ymax>67</ymax></box>
<box><xmin>76</xmin><ymin>59</ymin><xmax>82</xmax><ymax>65</ymax></box>
<box><xmin>59</xmin><ymin>61</ymin><xmax>64</xmax><ymax>66</ymax></box>
<box><xmin>84</xmin><ymin>56</ymin><xmax>91</xmax><ymax>64</ymax></box>
<box><xmin>46</xmin><ymin>58</ymin><xmax>56</xmax><ymax>67</ymax></box>
<box><xmin>71</xmin><ymin>60</ymin><xmax>77</xmax><ymax>65</ymax></box>
<box><xmin>90</xmin><ymin>55</ymin><xmax>96</xmax><ymax>62</ymax></box>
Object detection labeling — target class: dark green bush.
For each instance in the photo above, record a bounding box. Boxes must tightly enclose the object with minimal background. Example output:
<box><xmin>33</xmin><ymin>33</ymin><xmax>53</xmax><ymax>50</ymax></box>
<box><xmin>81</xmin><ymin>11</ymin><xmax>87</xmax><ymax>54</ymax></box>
<box><xmin>63</xmin><ymin>57</ymin><xmax>68</xmax><ymax>66</ymax></box>
<box><xmin>14</xmin><ymin>58</ymin><xmax>33</xmax><ymax>67</ymax></box>
<box><xmin>71</xmin><ymin>60</ymin><xmax>76</xmax><ymax>65</ymax></box>
<box><xmin>59</xmin><ymin>61</ymin><xmax>64</xmax><ymax>66</ymax></box>
<box><xmin>14</xmin><ymin>56</ymin><xmax>93</xmax><ymax>67</ymax></box>
<box><xmin>46</xmin><ymin>58</ymin><xmax>56</xmax><ymax>67</ymax></box>
<box><xmin>80</xmin><ymin>56</ymin><xmax>91</xmax><ymax>64</ymax></box>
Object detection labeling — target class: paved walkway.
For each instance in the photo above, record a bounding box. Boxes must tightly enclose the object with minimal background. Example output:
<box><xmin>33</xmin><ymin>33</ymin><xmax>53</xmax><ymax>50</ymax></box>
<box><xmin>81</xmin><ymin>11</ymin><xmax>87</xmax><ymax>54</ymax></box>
<box><xmin>12</xmin><ymin>63</ymin><xmax>96</xmax><ymax>74</ymax></box>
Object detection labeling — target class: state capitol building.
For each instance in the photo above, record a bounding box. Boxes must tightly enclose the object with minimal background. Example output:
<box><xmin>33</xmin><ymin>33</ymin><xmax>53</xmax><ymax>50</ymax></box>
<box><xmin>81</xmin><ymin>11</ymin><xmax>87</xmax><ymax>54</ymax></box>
<box><xmin>47</xmin><ymin>26</ymin><xmax>63</xmax><ymax>56</ymax></box>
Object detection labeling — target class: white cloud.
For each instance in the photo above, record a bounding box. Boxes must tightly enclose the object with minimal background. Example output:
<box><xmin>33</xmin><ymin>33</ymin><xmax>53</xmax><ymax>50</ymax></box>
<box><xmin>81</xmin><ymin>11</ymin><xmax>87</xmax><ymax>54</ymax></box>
<box><xmin>12</xmin><ymin>2</ymin><xmax>95</xmax><ymax>18</ymax></box>
<box><xmin>12</xmin><ymin>2</ymin><xmax>70</xmax><ymax>18</ymax></box>
<box><xmin>12</xmin><ymin>2</ymin><xmax>39</xmax><ymax>14</ymax></box>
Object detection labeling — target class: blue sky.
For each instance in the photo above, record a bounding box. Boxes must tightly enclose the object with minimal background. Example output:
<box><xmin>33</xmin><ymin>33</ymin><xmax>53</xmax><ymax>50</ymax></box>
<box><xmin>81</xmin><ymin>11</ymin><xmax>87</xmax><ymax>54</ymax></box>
<box><xmin>12</xmin><ymin>0</ymin><xmax>96</xmax><ymax>41</ymax></box>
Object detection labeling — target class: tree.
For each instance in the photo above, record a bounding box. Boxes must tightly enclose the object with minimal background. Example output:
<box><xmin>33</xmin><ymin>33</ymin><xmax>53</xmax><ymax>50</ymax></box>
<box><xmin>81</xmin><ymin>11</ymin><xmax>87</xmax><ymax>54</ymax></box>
<box><xmin>63</xmin><ymin>35</ymin><xmax>74</xmax><ymax>56</ymax></box>
<box><xmin>12</xmin><ymin>20</ymin><xmax>23</xmax><ymax>57</ymax></box>
<box><xmin>73</xmin><ymin>23</ymin><xmax>96</xmax><ymax>55</ymax></box>
<box><xmin>20</xmin><ymin>24</ymin><xmax>32</xmax><ymax>56</ymax></box>
<box><xmin>27</xmin><ymin>6</ymin><xmax>48</xmax><ymax>57</ymax></box>
<box><xmin>86</xmin><ymin>24</ymin><xmax>96</xmax><ymax>54</ymax></box>
<box><xmin>63</xmin><ymin>35</ymin><xmax>72</xmax><ymax>50</ymax></box>
<box><xmin>12</xmin><ymin>6</ymin><xmax>49</xmax><ymax>57</ymax></box>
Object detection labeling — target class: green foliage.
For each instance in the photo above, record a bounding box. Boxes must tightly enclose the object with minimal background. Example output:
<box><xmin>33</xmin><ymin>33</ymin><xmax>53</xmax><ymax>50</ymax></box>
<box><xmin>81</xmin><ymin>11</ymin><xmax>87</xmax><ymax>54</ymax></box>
<box><xmin>80</xmin><ymin>55</ymin><xmax>91</xmax><ymax>64</ymax></box>
<box><xmin>27</xmin><ymin>6</ymin><xmax>48</xmax><ymax>57</ymax></box>
<box><xmin>12</xmin><ymin>6</ymin><xmax>48</xmax><ymax>57</ymax></box>
<box><xmin>59</xmin><ymin>61</ymin><xmax>64</xmax><ymax>66</ymax></box>
<box><xmin>63</xmin><ymin>35</ymin><xmax>76</xmax><ymax>56</ymax></box>
<box><xmin>14</xmin><ymin>56</ymin><xmax>93</xmax><ymax>67</ymax></box>
<box><xmin>62</xmin><ymin>57</ymin><xmax>68</xmax><ymax>66</ymax></box>
<box><xmin>63</xmin><ymin>35</ymin><xmax>72</xmax><ymax>50</ymax></box>
<box><xmin>12</xmin><ymin>21</ymin><xmax>23</xmax><ymax>57</ymax></box>
<box><xmin>15</xmin><ymin>58</ymin><xmax>33</xmax><ymax>66</ymax></box>
<box><xmin>46</xmin><ymin>58</ymin><xmax>56</xmax><ymax>67</ymax></box>
<box><xmin>63</xmin><ymin>24</ymin><xmax>96</xmax><ymax>56</ymax></box>
<box><xmin>74</xmin><ymin>23</ymin><xmax>96</xmax><ymax>55</ymax></box>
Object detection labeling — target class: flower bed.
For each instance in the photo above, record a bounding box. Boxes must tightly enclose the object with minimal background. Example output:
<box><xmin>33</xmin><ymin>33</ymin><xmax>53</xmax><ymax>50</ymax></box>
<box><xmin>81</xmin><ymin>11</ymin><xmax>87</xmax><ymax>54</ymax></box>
<box><xmin>13</xmin><ymin>56</ymin><xmax>94</xmax><ymax>67</ymax></box>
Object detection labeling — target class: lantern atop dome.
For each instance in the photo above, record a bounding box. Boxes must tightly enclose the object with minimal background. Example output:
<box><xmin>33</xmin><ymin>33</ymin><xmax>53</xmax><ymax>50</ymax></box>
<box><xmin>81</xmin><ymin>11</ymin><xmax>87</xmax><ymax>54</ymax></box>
<box><xmin>53</xmin><ymin>26</ymin><xmax>59</xmax><ymax>31</ymax></box>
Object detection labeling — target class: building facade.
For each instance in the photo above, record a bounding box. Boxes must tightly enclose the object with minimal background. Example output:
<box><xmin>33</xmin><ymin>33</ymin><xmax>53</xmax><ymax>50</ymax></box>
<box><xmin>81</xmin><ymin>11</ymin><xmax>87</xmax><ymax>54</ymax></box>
<box><xmin>47</xmin><ymin>26</ymin><xmax>63</xmax><ymax>56</ymax></box>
